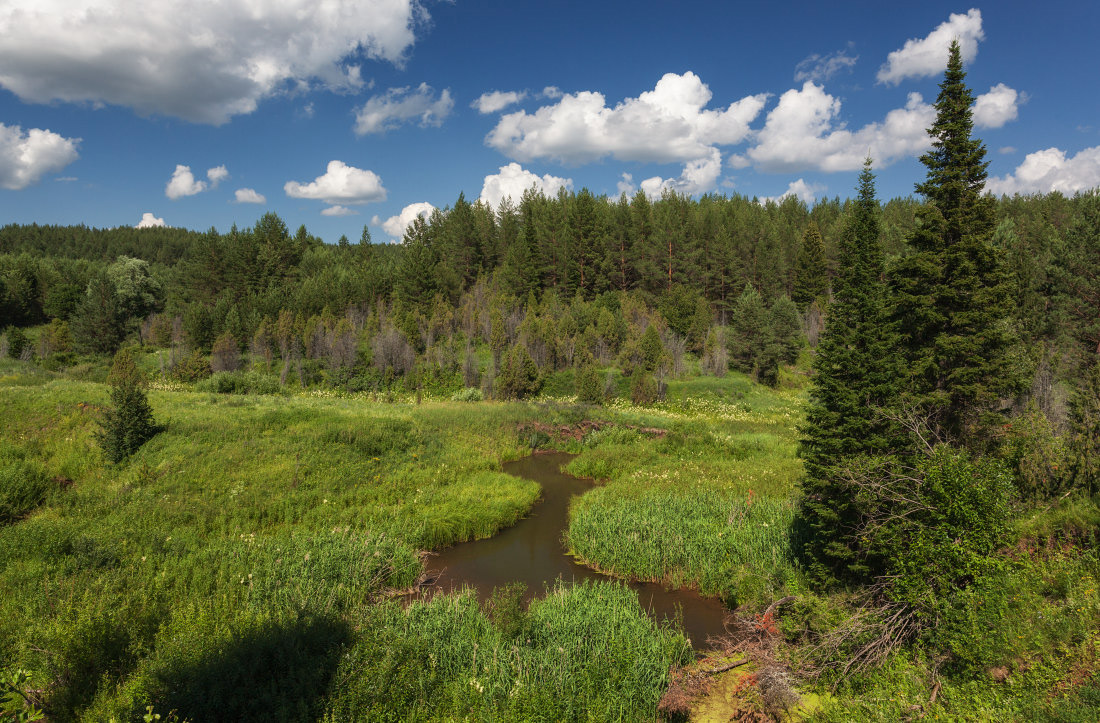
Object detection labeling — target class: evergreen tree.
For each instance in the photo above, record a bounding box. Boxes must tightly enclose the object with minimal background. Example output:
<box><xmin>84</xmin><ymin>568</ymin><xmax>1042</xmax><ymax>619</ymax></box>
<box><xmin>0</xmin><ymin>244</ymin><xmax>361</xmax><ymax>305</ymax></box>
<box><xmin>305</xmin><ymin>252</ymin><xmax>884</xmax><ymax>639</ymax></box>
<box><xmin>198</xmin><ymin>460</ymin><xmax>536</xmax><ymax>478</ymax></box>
<box><xmin>70</xmin><ymin>273</ymin><xmax>126</xmax><ymax>354</ymax></box>
<box><xmin>890</xmin><ymin>41</ymin><xmax>1016</xmax><ymax>446</ymax></box>
<box><xmin>799</xmin><ymin>160</ymin><xmax>903</xmax><ymax>584</ymax></box>
<box><xmin>791</xmin><ymin>222</ymin><xmax>828</xmax><ymax>309</ymax></box>
<box><xmin>727</xmin><ymin>284</ymin><xmax>768</xmax><ymax>373</ymax></box>
<box><xmin>97</xmin><ymin>349</ymin><xmax>161</xmax><ymax>463</ymax></box>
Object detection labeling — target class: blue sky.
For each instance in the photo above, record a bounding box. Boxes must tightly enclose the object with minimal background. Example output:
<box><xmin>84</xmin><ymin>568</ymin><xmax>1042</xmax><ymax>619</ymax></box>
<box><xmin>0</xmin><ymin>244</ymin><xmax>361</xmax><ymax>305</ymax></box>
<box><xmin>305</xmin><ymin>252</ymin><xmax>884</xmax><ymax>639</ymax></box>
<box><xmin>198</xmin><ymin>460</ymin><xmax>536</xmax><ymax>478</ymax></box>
<box><xmin>0</xmin><ymin>1</ymin><xmax>1097</xmax><ymax>243</ymax></box>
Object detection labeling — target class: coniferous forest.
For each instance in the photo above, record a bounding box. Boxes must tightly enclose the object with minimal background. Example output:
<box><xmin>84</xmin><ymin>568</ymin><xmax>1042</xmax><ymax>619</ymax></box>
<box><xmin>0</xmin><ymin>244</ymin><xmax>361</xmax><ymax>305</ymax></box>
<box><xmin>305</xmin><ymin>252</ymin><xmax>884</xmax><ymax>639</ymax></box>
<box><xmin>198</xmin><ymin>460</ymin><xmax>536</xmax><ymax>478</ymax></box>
<box><xmin>1</xmin><ymin>43</ymin><xmax>1099</xmax><ymax>721</ymax></box>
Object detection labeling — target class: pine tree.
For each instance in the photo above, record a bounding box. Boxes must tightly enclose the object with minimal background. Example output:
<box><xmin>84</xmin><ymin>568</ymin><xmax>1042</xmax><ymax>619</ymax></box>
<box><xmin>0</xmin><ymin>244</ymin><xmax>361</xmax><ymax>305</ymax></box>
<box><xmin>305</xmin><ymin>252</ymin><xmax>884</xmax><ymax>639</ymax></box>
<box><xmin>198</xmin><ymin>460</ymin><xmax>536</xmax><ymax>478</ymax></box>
<box><xmin>799</xmin><ymin>160</ymin><xmax>902</xmax><ymax>584</ymax></box>
<box><xmin>791</xmin><ymin>222</ymin><xmax>828</xmax><ymax>310</ymax></box>
<box><xmin>890</xmin><ymin>40</ymin><xmax>1016</xmax><ymax>446</ymax></box>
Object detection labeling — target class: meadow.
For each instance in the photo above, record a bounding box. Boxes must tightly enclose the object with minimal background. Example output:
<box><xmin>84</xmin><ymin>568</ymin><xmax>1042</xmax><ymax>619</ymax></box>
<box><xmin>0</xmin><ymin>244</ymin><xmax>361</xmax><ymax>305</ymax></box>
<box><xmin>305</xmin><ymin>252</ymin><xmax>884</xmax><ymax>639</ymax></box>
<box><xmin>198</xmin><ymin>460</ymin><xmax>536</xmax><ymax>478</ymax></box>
<box><xmin>1</xmin><ymin>354</ymin><xmax>1098</xmax><ymax>721</ymax></box>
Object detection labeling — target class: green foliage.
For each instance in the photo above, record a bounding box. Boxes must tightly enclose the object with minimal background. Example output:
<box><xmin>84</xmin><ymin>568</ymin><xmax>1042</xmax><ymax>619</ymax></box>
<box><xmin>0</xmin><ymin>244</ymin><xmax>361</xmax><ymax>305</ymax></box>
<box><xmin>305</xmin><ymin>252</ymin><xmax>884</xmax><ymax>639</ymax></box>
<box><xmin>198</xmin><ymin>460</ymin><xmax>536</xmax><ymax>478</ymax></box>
<box><xmin>0</xmin><ymin>454</ymin><xmax>55</xmax><ymax>525</ymax></box>
<box><xmin>890</xmin><ymin>41</ymin><xmax>1017</xmax><ymax>447</ymax></box>
<box><xmin>169</xmin><ymin>349</ymin><xmax>210</xmax><ymax>383</ymax></box>
<box><xmin>630</xmin><ymin>371</ymin><xmax>659</xmax><ymax>406</ymax></box>
<box><xmin>1066</xmin><ymin>361</ymin><xmax>1100</xmax><ymax>495</ymax></box>
<box><xmin>638</xmin><ymin>323</ymin><xmax>664</xmax><ymax>372</ymax></box>
<box><xmin>497</xmin><ymin>343</ymin><xmax>541</xmax><ymax>400</ymax></box>
<box><xmin>798</xmin><ymin>162</ymin><xmax>904</xmax><ymax>584</ymax></box>
<box><xmin>70</xmin><ymin>274</ymin><xmax>126</xmax><ymax>355</ymax></box>
<box><xmin>3</xmin><ymin>325</ymin><xmax>28</xmax><ymax>359</ymax></box>
<box><xmin>1</xmin><ymin>670</ymin><xmax>45</xmax><ymax>722</ymax></box>
<box><xmin>879</xmin><ymin>448</ymin><xmax>1013</xmax><ymax>614</ymax></box>
<box><xmin>96</xmin><ymin>349</ymin><xmax>161</xmax><ymax>464</ymax></box>
<box><xmin>792</xmin><ymin>221</ymin><xmax>828</xmax><ymax>309</ymax></box>
<box><xmin>575</xmin><ymin>362</ymin><xmax>604</xmax><ymax>405</ymax></box>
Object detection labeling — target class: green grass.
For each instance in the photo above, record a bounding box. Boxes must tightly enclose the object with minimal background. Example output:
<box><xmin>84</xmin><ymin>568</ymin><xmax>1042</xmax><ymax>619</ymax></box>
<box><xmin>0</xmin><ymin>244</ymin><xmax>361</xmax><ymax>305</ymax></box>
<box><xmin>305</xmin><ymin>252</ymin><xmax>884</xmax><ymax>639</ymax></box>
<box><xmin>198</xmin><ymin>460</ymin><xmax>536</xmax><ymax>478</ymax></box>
<box><xmin>1</xmin><ymin>356</ymin><xmax>1098</xmax><ymax>721</ymax></box>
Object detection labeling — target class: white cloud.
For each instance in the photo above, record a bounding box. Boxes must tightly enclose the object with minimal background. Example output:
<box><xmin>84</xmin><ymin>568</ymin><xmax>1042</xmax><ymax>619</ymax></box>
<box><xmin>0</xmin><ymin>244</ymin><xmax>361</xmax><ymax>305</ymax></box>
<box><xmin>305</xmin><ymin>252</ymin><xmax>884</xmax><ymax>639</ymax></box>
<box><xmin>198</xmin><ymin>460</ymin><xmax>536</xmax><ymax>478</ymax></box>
<box><xmin>135</xmin><ymin>212</ymin><xmax>166</xmax><ymax>228</ymax></box>
<box><xmin>987</xmin><ymin>146</ymin><xmax>1100</xmax><ymax>196</ymax></box>
<box><xmin>877</xmin><ymin>9</ymin><xmax>984</xmax><ymax>85</ymax></box>
<box><xmin>284</xmin><ymin>160</ymin><xmax>387</xmax><ymax>205</ymax></box>
<box><xmin>760</xmin><ymin>178</ymin><xmax>825</xmax><ymax>205</ymax></box>
<box><xmin>473</xmin><ymin>90</ymin><xmax>526</xmax><ymax>114</ymax></box>
<box><xmin>999</xmin><ymin>146</ymin><xmax>1017</xmax><ymax>155</ymax></box>
<box><xmin>373</xmin><ymin>201</ymin><xmax>436</xmax><ymax>240</ymax></box>
<box><xmin>165</xmin><ymin>165</ymin><xmax>204</xmax><ymax>199</ymax></box>
<box><xmin>486</xmin><ymin>71</ymin><xmax>766</xmax><ymax>165</ymax></box>
<box><xmin>973</xmin><ymin>83</ymin><xmax>1022</xmax><ymax>129</ymax></box>
<box><xmin>639</xmin><ymin>148</ymin><xmax>723</xmax><ymax>199</ymax></box>
<box><xmin>0</xmin><ymin>0</ymin><xmax>428</xmax><ymax>124</ymax></box>
<box><xmin>541</xmin><ymin>86</ymin><xmax>562</xmax><ymax>99</ymax></box>
<box><xmin>794</xmin><ymin>46</ymin><xmax>858</xmax><ymax>83</ymax></box>
<box><xmin>321</xmin><ymin>205</ymin><xmax>358</xmax><ymax>216</ymax></box>
<box><xmin>234</xmin><ymin>188</ymin><xmax>266</xmax><ymax>204</ymax></box>
<box><xmin>479</xmin><ymin>162</ymin><xmax>572</xmax><ymax>208</ymax></box>
<box><xmin>206</xmin><ymin>165</ymin><xmax>229</xmax><ymax>185</ymax></box>
<box><xmin>747</xmin><ymin>82</ymin><xmax>934</xmax><ymax>173</ymax></box>
<box><xmin>617</xmin><ymin>173</ymin><xmax>636</xmax><ymax>196</ymax></box>
<box><xmin>354</xmin><ymin>83</ymin><xmax>453</xmax><ymax>134</ymax></box>
<box><xmin>0</xmin><ymin>122</ymin><xmax>79</xmax><ymax>190</ymax></box>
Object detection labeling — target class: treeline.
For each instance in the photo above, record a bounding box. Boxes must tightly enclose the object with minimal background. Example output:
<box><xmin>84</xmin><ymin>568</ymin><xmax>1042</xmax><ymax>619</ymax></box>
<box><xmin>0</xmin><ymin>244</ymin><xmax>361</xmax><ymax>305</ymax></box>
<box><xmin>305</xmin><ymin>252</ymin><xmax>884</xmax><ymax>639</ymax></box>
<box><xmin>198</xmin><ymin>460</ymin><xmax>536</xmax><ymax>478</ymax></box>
<box><xmin>0</xmin><ymin>166</ymin><xmax>1097</xmax><ymax>401</ymax></box>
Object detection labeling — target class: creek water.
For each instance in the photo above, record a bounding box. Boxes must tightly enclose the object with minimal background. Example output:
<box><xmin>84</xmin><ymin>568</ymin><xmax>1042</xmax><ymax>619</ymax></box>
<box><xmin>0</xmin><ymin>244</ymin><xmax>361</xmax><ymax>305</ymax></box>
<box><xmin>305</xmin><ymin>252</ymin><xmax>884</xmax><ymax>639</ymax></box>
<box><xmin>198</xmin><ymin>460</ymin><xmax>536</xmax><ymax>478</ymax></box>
<box><xmin>423</xmin><ymin>451</ymin><xmax>730</xmax><ymax>647</ymax></box>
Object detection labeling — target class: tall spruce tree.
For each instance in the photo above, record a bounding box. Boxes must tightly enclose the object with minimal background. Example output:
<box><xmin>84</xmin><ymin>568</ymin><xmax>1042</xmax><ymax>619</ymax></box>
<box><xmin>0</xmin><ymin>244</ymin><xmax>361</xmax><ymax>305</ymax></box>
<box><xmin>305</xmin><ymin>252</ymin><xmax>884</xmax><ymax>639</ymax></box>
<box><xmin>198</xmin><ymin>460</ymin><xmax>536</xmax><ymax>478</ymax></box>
<box><xmin>799</xmin><ymin>160</ymin><xmax>902</xmax><ymax>583</ymax></box>
<box><xmin>890</xmin><ymin>40</ymin><xmax>1015</xmax><ymax>446</ymax></box>
<box><xmin>791</xmin><ymin>222</ymin><xmax>828</xmax><ymax>309</ymax></box>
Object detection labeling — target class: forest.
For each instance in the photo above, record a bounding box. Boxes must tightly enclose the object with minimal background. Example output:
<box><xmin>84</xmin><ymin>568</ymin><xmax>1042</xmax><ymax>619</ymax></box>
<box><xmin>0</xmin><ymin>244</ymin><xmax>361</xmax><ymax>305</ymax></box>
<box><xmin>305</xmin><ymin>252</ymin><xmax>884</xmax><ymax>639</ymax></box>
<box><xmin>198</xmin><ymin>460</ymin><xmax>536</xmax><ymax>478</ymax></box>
<box><xmin>0</xmin><ymin>43</ymin><xmax>1098</xmax><ymax>721</ymax></box>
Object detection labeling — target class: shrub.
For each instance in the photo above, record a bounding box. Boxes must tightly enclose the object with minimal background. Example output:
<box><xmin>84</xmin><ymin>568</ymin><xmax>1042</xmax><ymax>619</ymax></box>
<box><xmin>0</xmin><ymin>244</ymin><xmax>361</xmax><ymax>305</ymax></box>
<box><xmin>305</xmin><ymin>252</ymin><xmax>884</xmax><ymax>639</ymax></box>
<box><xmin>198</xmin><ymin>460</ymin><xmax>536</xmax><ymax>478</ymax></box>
<box><xmin>170</xmin><ymin>349</ymin><xmax>210</xmax><ymax>383</ymax></box>
<box><xmin>575</xmin><ymin>363</ymin><xmax>604</xmax><ymax>405</ymax></box>
<box><xmin>630</xmin><ymin>372</ymin><xmax>658</xmax><ymax>406</ymax></box>
<box><xmin>450</xmin><ymin>387</ymin><xmax>483</xmax><ymax>402</ymax></box>
<box><xmin>0</xmin><ymin>458</ymin><xmax>55</xmax><ymax>525</ymax></box>
<box><xmin>497</xmin><ymin>344</ymin><xmax>541</xmax><ymax>400</ymax></box>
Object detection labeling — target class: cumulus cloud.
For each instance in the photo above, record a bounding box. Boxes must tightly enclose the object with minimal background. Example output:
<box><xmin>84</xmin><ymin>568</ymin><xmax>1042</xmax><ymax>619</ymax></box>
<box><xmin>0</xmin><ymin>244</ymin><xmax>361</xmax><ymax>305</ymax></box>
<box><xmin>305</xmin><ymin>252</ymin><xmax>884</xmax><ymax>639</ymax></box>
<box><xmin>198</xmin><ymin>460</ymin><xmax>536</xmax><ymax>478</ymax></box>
<box><xmin>747</xmin><ymin>82</ymin><xmax>934</xmax><ymax>173</ymax></box>
<box><xmin>0</xmin><ymin>122</ymin><xmax>80</xmax><ymax>190</ymax></box>
<box><xmin>486</xmin><ymin>71</ymin><xmax>767</xmax><ymax>165</ymax></box>
<box><xmin>321</xmin><ymin>205</ymin><xmax>358</xmax><ymax>216</ymax></box>
<box><xmin>284</xmin><ymin>160</ymin><xmax>387</xmax><ymax>205</ymax></box>
<box><xmin>541</xmin><ymin>86</ymin><xmax>562</xmax><ymax>99</ymax></box>
<box><xmin>617</xmin><ymin>173</ymin><xmax>636</xmax><ymax>196</ymax></box>
<box><xmin>372</xmin><ymin>201</ymin><xmax>436</xmax><ymax>240</ymax></box>
<box><xmin>206</xmin><ymin>165</ymin><xmax>229</xmax><ymax>185</ymax></box>
<box><xmin>986</xmin><ymin>146</ymin><xmax>1100</xmax><ymax>196</ymax></box>
<box><xmin>0</xmin><ymin>0</ymin><xmax>428</xmax><ymax>124</ymax></box>
<box><xmin>973</xmin><ymin>83</ymin><xmax>1022</xmax><ymax>129</ymax></box>
<box><xmin>877</xmin><ymin>9</ymin><xmax>984</xmax><ymax>85</ymax></box>
<box><xmin>473</xmin><ymin>90</ymin><xmax>527</xmax><ymax>114</ymax></box>
<box><xmin>760</xmin><ymin>178</ymin><xmax>825</xmax><ymax>205</ymax></box>
<box><xmin>794</xmin><ymin>46</ymin><xmax>858</xmax><ymax>83</ymax></box>
<box><xmin>639</xmin><ymin>148</ymin><xmax>723</xmax><ymax>198</ymax></box>
<box><xmin>234</xmin><ymin>188</ymin><xmax>266</xmax><ymax>204</ymax></box>
<box><xmin>135</xmin><ymin>212</ymin><xmax>166</xmax><ymax>228</ymax></box>
<box><xmin>354</xmin><ymin>83</ymin><xmax>453</xmax><ymax>134</ymax></box>
<box><xmin>165</xmin><ymin>165</ymin><xmax>204</xmax><ymax>199</ymax></box>
<box><xmin>479</xmin><ymin>162</ymin><xmax>572</xmax><ymax>209</ymax></box>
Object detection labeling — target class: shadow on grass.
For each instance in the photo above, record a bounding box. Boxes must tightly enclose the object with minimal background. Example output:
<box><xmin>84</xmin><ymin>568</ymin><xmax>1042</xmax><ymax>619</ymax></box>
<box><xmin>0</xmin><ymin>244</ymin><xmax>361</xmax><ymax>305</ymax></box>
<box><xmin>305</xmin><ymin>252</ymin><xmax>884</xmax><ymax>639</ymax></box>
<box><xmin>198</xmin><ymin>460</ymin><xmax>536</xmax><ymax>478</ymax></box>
<box><xmin>149</xmin><ymin>614</ymin><xmax>350</xmax><ymax>723</ymax></box>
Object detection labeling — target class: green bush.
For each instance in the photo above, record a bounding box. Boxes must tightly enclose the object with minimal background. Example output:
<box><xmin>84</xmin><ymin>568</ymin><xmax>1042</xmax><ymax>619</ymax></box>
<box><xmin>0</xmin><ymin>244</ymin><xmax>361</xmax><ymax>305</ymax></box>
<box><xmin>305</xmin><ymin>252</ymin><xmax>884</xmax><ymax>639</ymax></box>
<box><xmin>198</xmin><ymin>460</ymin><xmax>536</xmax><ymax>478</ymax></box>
<box><xmin>630</xmin><ymin>372</ymin><xmax>658</xmax><ymax>406</ymax></box>
<box><xmin>0</xmin><ymin>458</ymin><xmax>54</xmax><ymax>525</ymax></box>
<box><xmin>575</xmin><ymin>363</ymin><xmax>604</xmax><ymax>405</ymax></box>
<box><xmin>450</xmin><ymin>387</ymin><xmax>483</xmax><ymax>402</ymax></box>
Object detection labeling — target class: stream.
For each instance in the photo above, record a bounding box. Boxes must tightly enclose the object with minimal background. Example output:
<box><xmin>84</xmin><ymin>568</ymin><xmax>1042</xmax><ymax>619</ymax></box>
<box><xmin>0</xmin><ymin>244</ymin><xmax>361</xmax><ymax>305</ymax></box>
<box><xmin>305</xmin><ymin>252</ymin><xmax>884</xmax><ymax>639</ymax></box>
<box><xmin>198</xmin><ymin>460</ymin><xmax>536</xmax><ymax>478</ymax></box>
<box><xmin>423</xmin><ymin>451</ymin><xmax>730</xmax><ymax>647</ymax></box>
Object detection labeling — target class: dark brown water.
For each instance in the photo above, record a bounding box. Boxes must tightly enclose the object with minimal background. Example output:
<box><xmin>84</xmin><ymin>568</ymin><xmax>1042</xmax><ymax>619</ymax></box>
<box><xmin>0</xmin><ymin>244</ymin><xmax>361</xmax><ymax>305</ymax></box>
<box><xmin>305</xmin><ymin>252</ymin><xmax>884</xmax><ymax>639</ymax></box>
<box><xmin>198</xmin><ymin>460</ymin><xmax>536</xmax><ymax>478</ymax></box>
<box><xmin>423</xmin><ymin>452</ymin><xmax>730</xmax><ymax>647</ymax></box>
